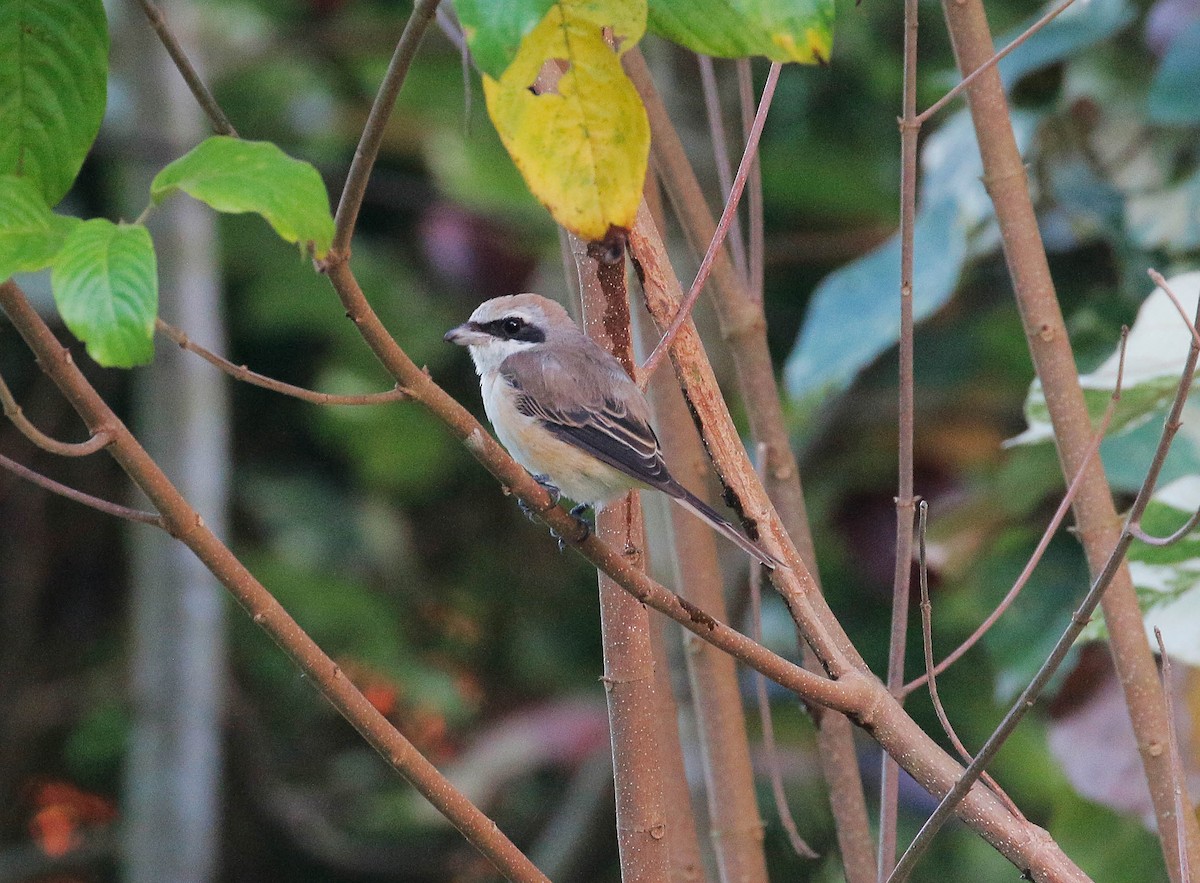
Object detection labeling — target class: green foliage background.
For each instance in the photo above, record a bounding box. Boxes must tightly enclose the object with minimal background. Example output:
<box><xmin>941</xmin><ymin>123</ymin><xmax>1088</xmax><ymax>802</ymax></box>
<box><xmin>1</xmin><ymin>0</ymin><xmax>1198</xmax><ymax>879</ymax></box>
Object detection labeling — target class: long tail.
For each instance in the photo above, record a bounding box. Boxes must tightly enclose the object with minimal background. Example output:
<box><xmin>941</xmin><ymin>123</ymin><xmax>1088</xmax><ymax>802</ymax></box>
<box><xmin>666</xmin><ymin>483</ymin><xmax>784</xmax><ymax>570</ymax></box>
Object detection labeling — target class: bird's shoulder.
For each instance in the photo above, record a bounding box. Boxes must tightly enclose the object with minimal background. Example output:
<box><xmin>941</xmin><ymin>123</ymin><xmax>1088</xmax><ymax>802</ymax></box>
<box><xmin>498</xmin><ymin>339</ymin><xmax>647</xmax><ymax>425</ymax></box>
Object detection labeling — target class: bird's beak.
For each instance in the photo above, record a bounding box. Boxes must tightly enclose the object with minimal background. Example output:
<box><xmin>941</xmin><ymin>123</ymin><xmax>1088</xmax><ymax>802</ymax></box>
<box><xmin>444</xmin><ymin>322</ymin><xmax>486</xmax><ymax>347</ymax></box>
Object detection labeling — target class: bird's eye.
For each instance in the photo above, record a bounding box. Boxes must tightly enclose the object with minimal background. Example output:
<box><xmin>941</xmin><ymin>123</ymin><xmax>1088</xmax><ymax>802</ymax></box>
<box><xmin>502</xmin><ymin>318</ymin><xmax>523</xmax><ymax>336</ymax></box>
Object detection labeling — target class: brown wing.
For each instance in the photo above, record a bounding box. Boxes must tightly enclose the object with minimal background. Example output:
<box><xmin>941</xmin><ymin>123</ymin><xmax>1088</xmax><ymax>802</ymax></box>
<box><xmin>499</xmin><ymin>347</ymin><xmax>677</xmax><ymax>492</ymax></box>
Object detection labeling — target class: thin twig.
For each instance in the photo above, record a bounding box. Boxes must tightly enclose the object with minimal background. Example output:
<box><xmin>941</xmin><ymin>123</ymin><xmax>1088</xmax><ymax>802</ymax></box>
<box><xmin>0</xmin><ymin>372</ymin><xmax>112</xmax><ymax>456</ymax></box>
<box><xmin>332</xmin><ymin>0</ymin><xmax>441</xmax><ymax>256</ymax></box>
<box><xmin>156</xmin><ymin>319</ymin><xmax>409</xmax><ymax>405</ymax></box>
<box><xmin>915</xmin><ymin>0</ymin><xmax>1079</xmax><ymax>126</ymax></box>
<box><xmin>1129</xmin><ymin>509</ymin><xmax>1200</xmax><ymax>546</ymax></box>
<box><xmin>880</xmin><ymin>0</ymin><xmax>922</xmax><ymax>868</ymax></box>
<box><xmin>915</xmin><ymin>502</ymin><xmax>1024</xmax><ymax>820</ymax></box>
<box><xmin>736</xmin><ymin>59</ymin><xmax>765</xmax><ymax>304</ymax></box>
<box><xmin>1149</xmin><ymin>269</ymin><xmax>1200</xmax><ymax>349</ymax></box>
<box><xmin>637</xmin><ymin>62</ymin><xmax>781</xmax><ymax>388</ymax></box>
<box><xmin>1154</xmin><ymin>628</ymin><xmax>1194</xmax><ymax>883</ymax></box>
<box><xmin>134</xmin><ymin>0</ymin><xmax>238</xmax><ymax>136</ymax></box>
<box><xmin>903</xmin><ymin>326</ymin><xmax>1130</xmax><ymax>696</ymax></box>
<box><xmin>750</xmin><ymin>443</ymin><xmax>818</xmax><ymax>860</ymax></box>
<box><xmin>698</xmin><ymin>55</ymin><xmax>749</xmax><ymax>282</ymax></box>
<box><xmin>886</xmin><ymin>280</ymin><xmax>1200</xmax><ymax>883</ymax></box>
<box><xmin>0</xmin><ymin>451</ymin><xmax>163</xmax><ymax>526</ymax></box>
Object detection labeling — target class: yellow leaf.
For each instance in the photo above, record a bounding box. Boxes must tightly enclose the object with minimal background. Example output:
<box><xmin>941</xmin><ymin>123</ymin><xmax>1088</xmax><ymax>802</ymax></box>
<box><xmin>483</xmin><ymin>0</ymin><xmax>649</xmax><ymax>242</ymax></box>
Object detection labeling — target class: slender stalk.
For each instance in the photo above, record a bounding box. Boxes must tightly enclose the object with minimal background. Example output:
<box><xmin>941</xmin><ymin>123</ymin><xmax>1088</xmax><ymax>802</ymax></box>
<box><xmin>938</xmin><ymin>0</ymin><xmax>1200</xmax><ymax>874</ymax></box>
<box><xmin>572</xmin><ymin>235</ymin><xmax>671</xmax><ymax>883</ymax></box>
<box><xmin>879</xmin><ymin>0</ymin><xmax>921</xmax><ymax>868</ymax></box>
<box><xmin>643</xmin><ymin>311</ymin><xmax>770</xmax><ymax>882</ymax></box>
<box><xmin>156</xmin><ymin>319</ymin><xmax>409</xmax><ymax>406</ymax></box>
<box><xmin>1155</xmin><ymin>629</ymin><xmax>1194</xmax><ymax>883</ymax></box>
<box><xmin>0</xmin><ymin>280</ymin><xmax>550</xmax><ymax>883</ymax></box>
<box><xmin>134</xmin><ymin>0</ymin><xmax>237</xmax><ymax>136</ymax></box>
<box><xmin>0</xmin><ymin>451</ymin><xmax>162</xmax><ymax>526</ymax></box>
<box><xmin>735</xmin><ymin>60</ymin><xmax>765</xmax><ymax>303</ymax></box>
<box><xmin>638</xmin><ymin>62</ymin><xmax>781</xmax><ymax>387</ymax></box>
<box><xmin>0</xmin><ymin>372</ymin><xmax>112</xmax><ymax>456</ymax></box>
<box><xmin>886</xmin><ymin>286</ymin><xmax>1200</xmax><ymax>883</ymax></box>
<box><xmin>332</xmin><ymin>0</ymin><xmax>441</xmax><ymax>255</ymax></box>
<box><xmin>697</xmin><ymin>55</ymin><xmax>749</xmax><ymax>282</ymax></box>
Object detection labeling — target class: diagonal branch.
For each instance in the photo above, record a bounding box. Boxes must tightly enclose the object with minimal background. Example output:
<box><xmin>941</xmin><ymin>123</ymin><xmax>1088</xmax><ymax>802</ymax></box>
<box><xmin>0</xmin><ymin>451</ymin><xmax>162</xmax><ymax>526</ymax></box>
<box><xmin>134</xmin><ymin>0</ymin><xmax>238</xmax><ymax>136</ymax></box>
<box><xmin>0</xmin><ymin>279</ymin><xmax>550</xmax><ymax>883</ymax></box>
<box><xmin>332</xmin><ymin>0</ymin><xmax>441</xmax><ymax>255</ymax></box>
<box><xmin>156</xmin><ymin>319</ymin><xmax>409</xmax><ymax>406</ymax></box>
<box><xmin>637</xmin><ymin>62</ymin><xmax>781</xmax><ymax>387</ymax></box>
<box><xmin>0</xmin><ymin>371</ymin><xmax>112</xmax><ymax>456</ymax></box>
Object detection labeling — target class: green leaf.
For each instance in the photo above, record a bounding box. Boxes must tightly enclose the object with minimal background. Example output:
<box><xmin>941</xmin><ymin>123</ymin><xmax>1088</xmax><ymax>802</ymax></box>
<box><xmin>995</xmin><ymin>0</ymin><xmax>1134</xmax><ymax>89</ymax></box>
<box><xmin>0</xmin><ymin>0</ymin><xmax>109</xmax><ymax>204</ymax></box>
<box><xmin>0</xmin><ymin>174</ymin><xmax>80</xmax><ymax>279</ymax></box>
<box><xmin>52</xmin><ymin>220</ymin><xmax>157</xmax><ymax>368</ymax></box>
<box><xmin>453</xmin><ymin>0</ymin><xmax>556</xmax><ymax>79</ymax></box>
<box><xmin>1009</xmin><ymin>271</ymin><xmax>1200</xmax><ymax>447</ymax></box>
<box><xmin>151</xmin><ymin>137</ymin><xmax>334</xmax><ymax>259</ymax></box>
<box><xmin>1148</xmin><ymin>20</ymin><xmax>1200</xmax><ymax>125</ymax></box>
<box><xmin>648</xmin><ymin>0</ymin><xmax>834</xmax><ymax>64</ymax></box>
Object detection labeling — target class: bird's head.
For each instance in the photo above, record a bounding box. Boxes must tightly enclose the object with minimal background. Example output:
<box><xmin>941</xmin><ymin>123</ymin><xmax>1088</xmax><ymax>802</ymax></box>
<box><xmin>444</xmin><ymin>293</ymin><xmax>577</xmax><ymax>375</ymax></box>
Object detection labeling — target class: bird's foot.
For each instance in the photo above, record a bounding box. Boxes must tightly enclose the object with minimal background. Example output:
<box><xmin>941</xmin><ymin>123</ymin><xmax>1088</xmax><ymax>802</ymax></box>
<box><xmin>550</xmin><ymin>504</ymin><xmax>592</xmax><ymax>552</ymax></box>
<box><xmin>518</xmin><ymin>474</ymin><xmax>561</xmax><ymax>521</ymax></box>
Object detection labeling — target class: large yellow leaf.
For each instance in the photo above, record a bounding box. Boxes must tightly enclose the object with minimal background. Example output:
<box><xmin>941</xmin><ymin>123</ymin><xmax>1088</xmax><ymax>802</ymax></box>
<box><xmin>483</xmin><ymin>0</ymin><xmax>649</xmax><ymax>242</ymax></box>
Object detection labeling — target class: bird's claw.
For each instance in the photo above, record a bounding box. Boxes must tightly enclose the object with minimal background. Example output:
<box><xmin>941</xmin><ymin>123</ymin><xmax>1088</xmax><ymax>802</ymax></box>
<box><xmin>549</xmin><ymin>504</ymin><xmax>592</xmax><ymax>552</ymax></box>
<box><xmin>518</xmin><ymin>474</ymin><xmax>561</xmax><ymax>521</ymax></box>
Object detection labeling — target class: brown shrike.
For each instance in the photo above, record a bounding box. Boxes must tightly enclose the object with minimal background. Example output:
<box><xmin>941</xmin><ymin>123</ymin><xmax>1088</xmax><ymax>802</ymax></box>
<box><xmin>445</xmin><ymin>293</ymin><xmax>781</xmax><ymax>569</ymax></box>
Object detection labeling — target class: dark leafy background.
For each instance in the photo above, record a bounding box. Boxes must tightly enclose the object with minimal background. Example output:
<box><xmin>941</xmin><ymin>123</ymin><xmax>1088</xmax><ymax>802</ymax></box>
<box><xmin>1</xmin><ymin>0</ymin><xmax>1198</xmax><ymax>879</ymax></box>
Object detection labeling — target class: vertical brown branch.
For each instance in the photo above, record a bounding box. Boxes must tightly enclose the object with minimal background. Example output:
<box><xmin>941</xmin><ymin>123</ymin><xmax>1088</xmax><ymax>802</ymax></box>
<box><xmin>642</xmin><ymin>315</ymin><xmax>770</xmax><ymax>882</ymax></box>
<box><xmin>881</xmin><ymin>0</ymin><xmax>922</xmax><ymax>871</ymax></box>
<box><xmin>625</xmin><ymin>51</ymin><xmax>877</xmax><ymax>883</ymax></box>
<box><xmin>937</xmin><ymin>0</ymin><xmax>1200</xmax><ymax>877</ymax></box>
<box><xmin>571</xmin><ymin>238</ymin><xmax>671</xmax><ymax>882</ymax></box>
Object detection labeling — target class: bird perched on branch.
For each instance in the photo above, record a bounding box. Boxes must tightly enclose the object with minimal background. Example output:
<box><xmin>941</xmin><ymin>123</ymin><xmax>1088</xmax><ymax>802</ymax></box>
<box><xmin>445</xmin><ymin>293</ymin><xmax>781</xmax><ymax>569</ymax></box>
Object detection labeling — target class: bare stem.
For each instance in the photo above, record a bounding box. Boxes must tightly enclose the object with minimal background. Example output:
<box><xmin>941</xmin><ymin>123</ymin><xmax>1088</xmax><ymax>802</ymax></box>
<box><xmin>0</xmin><ymin>371</ymin><xmax>112</xmax><ymax>456</ymax></box>
<box><xmin>698</xmin><ymin>55</ymin><xmax>749</xmax><ymax>281</ymax></box>
<box><xmin>134</xmin><ymin>0</ymin><xmax>238</xmax><ymax>136</ymax></box>
<box><xmin>1149</xmin><ymin>269</ymin><xmax>1200</xmax><ymax>348</ymax></box>
<box><xmin>156</xmin><ymin>319</ymin><xmax>409</xmax><ymax>405</ymax></box>
<box><xmin>916</xmin><ymin>0</ymin><xmax>1079</xmax><ymax>126</ymax></box>
<box><xmin>0</xmin><ymin>451</ymin><xmax>163</xmax><ymax>526</ymax></box>
<box><xmin>638</xmin><ymin>62</ymin><xmax>781</xmax><ymax>388</ymax></box>
<box><xmin>750</xmin><ymin>444</ymin><xmax>818</xmax><ymax>860</ymax></box>
<box><xmin>880</xmin><ymin>0</ymin><xmax>921</xmax><ymax>868</ymax></box>
<box><xmin>916</xmin><ymin>502</ymin><xmax>1023</xmax><ymax>820</ymax></box>
<box><xmin>332</xmin><ymin>0</ymin><xmax>441</xmax><ymax>255</ymax></box>
<box><xmin>736</xmin><ymin>59</ymin><xmax>765</xmax><ymax>303</ymax></box>
<box><xmin>1155</xmin><ymin>629</ymin><xmax>1194</xmax><ymax>883</ymax></box>
<box><xmin>903</xmin><ymin>327</ymin><xmax>1128</xmax><ymax>696</ymax></box>
<box><xmin>886</xmin><ymin>281</ymin><xmax>1200</xmax><ymax>883</ymax></box>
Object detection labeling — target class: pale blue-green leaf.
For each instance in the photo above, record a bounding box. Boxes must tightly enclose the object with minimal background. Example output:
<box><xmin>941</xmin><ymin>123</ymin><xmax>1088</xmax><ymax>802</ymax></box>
<box><xmin>52</xmin><ymin>220</ymin><xmax>157</xmax><ymax>368</ymax></box>
<box><xmin>453</xmin><ymin>0</ymin><xmax>556</xmax><ymax>79</ymax></box>
<box><xmin>1127</xmin><ymin>168</ymin><xmax>1200</xmax><ymax>252</ymax></box>
<box><xmin>1009</xmin><ymin>271</ymin><xmax>1200</xmax><ymax>447</ymax></box>
<box><xmin>784</xmin><ymin>197</ymin><xmax>967</xmax><ymax>411</ymax></box>
<box><xmin>0</xmin><ymin>174</ymin><xmax>80</xmax><ymax>279</ymax></box>
<box><xmin>0</xmin><ymin>0</ymin><xmax>109</xmax><ymax>204</ymax></box>
<box><xmin>1148</xmin><ymin>19</ymin><xmax>1200</xmax><ymax>125</ymax></box>
<box><xmin>995</xmin><ymin>0</ymin><xmax>1135</xmax><ymax>88</ymax></box>
<box><xmin>151</xmin><ymin>137</ymin><xmax>334</xmax><ymax>258</ymax></box>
